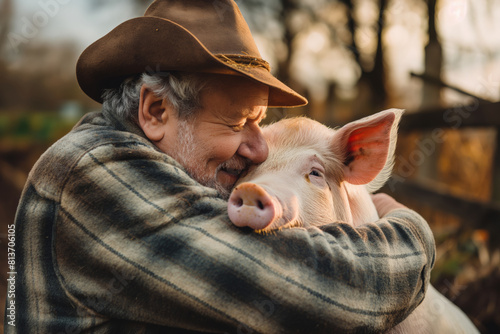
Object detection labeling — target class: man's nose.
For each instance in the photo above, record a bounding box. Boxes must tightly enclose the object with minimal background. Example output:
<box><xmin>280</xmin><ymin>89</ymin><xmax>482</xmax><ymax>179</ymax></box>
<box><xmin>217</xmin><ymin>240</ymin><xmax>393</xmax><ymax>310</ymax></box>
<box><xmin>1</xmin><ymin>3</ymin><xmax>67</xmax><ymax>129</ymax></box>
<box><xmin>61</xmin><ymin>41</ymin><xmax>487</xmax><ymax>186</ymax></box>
<box><xmin>237</xmin><ymin>124</ymin><xmax>269</xmax><ymax>164</ymax></box>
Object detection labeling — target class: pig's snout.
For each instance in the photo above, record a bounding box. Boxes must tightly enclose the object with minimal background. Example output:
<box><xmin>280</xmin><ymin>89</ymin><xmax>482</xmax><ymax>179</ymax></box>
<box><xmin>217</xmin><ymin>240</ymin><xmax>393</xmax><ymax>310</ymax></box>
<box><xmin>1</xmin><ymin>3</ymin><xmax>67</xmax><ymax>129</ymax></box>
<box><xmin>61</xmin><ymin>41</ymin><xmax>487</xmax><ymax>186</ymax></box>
<box><xmin>228</xmin><ymin>183</ymin><xmax>280</xmax><ymax>230</ymax></box>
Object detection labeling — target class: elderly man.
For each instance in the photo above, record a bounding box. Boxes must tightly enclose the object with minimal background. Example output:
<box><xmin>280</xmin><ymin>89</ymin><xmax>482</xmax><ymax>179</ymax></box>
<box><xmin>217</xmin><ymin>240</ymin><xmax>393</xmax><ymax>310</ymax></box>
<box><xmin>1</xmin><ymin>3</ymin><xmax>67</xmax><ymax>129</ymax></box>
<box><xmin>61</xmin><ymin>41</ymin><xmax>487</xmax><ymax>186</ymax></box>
<box><xmin>6</xmin><ymin>0</ymin><xmax>435</xmax><ymax>333</ymax></box>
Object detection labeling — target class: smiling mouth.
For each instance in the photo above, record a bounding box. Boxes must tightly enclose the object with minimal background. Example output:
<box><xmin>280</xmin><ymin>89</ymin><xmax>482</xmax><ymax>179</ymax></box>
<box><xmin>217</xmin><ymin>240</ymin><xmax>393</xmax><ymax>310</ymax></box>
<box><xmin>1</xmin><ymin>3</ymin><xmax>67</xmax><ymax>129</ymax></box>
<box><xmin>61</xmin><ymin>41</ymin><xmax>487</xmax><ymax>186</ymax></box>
<box><xmin>218</xmin><ymin>157</ymin><xmax>252</xmax><ymax>182</ymax></box>
<box><xmin>221</xmin><ymin>167</ymin><xmax>243</xmax><ymax>177</ymax></box>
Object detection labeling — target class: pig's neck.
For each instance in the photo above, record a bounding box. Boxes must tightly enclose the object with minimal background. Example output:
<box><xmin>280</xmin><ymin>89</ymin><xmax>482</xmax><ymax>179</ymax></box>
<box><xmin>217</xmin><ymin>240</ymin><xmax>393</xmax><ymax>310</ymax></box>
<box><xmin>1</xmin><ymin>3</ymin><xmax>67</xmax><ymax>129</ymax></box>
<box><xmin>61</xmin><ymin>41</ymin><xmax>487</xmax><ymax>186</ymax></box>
<box><xmin>342</xmin><ymin>184</ymin><xmax>379</xmax><ymax>227</ymax></box>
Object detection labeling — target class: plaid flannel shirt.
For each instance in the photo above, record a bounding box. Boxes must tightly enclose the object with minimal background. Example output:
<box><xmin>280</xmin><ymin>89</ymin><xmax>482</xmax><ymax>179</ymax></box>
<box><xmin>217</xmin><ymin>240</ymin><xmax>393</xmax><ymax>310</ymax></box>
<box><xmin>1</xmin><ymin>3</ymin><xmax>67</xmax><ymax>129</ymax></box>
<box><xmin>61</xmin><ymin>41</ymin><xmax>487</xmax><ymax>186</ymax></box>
<box><xmin>5</xmin><ymin>111</ymin><xmax>435</xmax><ymax>334</ymax></box>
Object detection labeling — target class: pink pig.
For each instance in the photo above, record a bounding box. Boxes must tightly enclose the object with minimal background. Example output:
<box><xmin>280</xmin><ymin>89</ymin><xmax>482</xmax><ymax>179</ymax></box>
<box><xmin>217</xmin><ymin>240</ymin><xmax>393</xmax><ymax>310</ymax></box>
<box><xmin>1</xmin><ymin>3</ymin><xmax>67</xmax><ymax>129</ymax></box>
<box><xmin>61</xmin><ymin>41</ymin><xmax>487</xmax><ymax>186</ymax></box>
<box><xmin>228</xmin><ymin>109</ymin><xmax>478</xmax><ymax>333</ymax></box>
<box><xmin>228</xmin><ymin>109</ymin><xmax>400</xmax><ymax>231</ymax></box>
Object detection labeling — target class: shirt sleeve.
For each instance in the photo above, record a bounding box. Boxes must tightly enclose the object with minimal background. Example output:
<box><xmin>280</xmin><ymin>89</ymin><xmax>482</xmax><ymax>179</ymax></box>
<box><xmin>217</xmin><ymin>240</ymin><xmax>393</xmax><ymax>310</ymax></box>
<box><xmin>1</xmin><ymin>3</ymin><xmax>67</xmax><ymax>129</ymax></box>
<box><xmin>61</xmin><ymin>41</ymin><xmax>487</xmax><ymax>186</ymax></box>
<box><xmin>55</xmin><ymin>141</ymin><xmax>435</xmax><ymax>334</ymax></box>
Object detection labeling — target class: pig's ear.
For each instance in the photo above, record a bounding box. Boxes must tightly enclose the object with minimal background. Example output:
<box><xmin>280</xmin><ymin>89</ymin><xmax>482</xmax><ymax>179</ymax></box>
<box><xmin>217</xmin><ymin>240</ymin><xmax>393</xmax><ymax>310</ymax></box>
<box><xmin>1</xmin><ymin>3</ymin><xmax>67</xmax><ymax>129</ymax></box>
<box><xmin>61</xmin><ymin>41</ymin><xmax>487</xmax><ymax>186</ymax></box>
<box><xmin>331</xmin><ymin>109</ymin><xmax>403</xmax><ymax>189</ymax></box>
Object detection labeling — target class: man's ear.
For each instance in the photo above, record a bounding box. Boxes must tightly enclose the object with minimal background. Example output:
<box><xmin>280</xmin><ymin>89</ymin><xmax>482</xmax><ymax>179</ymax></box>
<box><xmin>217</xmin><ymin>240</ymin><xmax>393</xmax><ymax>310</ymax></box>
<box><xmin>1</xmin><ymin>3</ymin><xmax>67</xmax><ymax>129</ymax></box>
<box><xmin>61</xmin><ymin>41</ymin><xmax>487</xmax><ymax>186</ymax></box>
<box><xmin>138</xmin><ymin>85</ymin><xmax>169</xmax><ymax>142</ymax></box>
<box><xmin>331</xmin><ymin>109</ymin><xmax>403</xmax><ymax>187</ymax></box>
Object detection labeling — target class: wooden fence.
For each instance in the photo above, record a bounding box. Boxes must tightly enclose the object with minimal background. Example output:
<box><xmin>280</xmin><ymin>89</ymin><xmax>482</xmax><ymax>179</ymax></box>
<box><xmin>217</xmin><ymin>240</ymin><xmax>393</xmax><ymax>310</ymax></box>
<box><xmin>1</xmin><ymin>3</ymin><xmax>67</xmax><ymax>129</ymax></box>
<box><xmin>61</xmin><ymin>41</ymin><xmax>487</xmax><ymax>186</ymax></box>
<box><xmin>384</xmin><ymin>99</ymin><xmax>500</xmax><ymax>238</ymax></box>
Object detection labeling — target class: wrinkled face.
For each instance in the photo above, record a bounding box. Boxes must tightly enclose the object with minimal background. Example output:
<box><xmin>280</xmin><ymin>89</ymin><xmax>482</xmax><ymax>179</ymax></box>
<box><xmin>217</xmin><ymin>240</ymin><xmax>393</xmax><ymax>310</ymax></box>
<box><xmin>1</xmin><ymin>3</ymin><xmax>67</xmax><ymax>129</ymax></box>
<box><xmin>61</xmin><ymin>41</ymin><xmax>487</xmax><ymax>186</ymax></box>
<box><xmin>159</xmin><ymin>76</ymin><xmax>269</xmax><ymax>199</ymax></box>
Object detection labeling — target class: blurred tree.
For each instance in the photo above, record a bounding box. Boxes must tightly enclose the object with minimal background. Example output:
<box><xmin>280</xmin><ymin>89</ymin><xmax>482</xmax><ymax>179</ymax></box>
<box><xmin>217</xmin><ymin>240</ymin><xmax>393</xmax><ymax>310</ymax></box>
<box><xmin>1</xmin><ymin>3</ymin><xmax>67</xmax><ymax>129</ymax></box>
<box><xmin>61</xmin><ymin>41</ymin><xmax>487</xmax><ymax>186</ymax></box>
<box><xmin>240</xmin><ymin>0</ymin><xmax>389</xmax><ymax>117</ymax></box>
<box><xmin>0</xmin><ymin>41</ymin><xmax>93</xmax><ymax>112</ymax></box>
<box><xmin>0</xmin><ymin>0</ymin><xmax>12</xmax><ymax>56</ymax></box>
<box><xmin>341</xmin><ymin>0</ymin><xmax>359</xmax><ymax>64</ymax></box>
<box><xmin>0</xmin><ymin>0</ymin><xmax>12</xmax><ymax>110</ymax></box>
<box><xmin>132</xmin><ymin>0</ymin><xmax>151</xmax><ymax>12</ymax></box>
<box><xmin>422</xmin><ymin>0</ymin><xmax>442</xmax><ymax>108</ymax></box>
<box><xmin>364</xmin><ymin>0</ymin><xmax>387</xmax><ymax>110</ymax></box>
<box><xmin>88</xmin><ymin>0</ymin><xmax>149</xmax><ymax>13</ymax></box>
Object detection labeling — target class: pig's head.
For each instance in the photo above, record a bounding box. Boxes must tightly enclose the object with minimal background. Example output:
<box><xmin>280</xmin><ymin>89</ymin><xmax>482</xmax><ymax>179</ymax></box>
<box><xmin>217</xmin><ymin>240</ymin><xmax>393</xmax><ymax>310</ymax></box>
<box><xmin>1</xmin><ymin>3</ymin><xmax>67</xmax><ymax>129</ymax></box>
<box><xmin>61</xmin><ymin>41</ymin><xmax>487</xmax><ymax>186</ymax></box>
<box><xmin>228</xmin><ymin>109</ymin><xmax>403</xmax><ymax>231</ymax></box>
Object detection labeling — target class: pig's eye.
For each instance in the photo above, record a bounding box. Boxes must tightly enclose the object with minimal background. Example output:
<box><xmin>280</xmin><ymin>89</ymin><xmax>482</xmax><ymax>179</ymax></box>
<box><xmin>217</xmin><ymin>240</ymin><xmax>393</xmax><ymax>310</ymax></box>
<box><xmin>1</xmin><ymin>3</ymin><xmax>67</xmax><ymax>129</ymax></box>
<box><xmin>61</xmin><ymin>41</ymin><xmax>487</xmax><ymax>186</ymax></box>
<box><xmin>309</xmin><ymin>170</ymin><xmax>322</xmax><ymax>177</ymax></box>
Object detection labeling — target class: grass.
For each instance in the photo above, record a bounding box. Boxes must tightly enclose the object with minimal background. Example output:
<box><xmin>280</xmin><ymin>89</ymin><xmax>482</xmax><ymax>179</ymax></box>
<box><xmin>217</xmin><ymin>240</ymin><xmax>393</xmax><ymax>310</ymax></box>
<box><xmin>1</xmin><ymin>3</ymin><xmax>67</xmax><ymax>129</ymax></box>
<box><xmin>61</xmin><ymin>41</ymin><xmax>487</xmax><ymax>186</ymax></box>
<box><xmin>0</xmin><ymin>111</ymin><xmax>78</xmax><ymax>150</ymax></box>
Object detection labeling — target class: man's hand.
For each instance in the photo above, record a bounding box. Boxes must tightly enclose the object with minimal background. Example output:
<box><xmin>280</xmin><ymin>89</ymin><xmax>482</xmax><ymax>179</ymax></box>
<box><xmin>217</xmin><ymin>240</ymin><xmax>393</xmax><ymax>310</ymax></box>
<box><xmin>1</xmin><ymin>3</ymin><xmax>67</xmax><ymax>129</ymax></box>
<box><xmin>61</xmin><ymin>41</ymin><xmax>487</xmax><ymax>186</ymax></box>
<box><xmin>371</xmin><ymin>193</ymin><xmax>407</xmax><ymax>217</ymax></box>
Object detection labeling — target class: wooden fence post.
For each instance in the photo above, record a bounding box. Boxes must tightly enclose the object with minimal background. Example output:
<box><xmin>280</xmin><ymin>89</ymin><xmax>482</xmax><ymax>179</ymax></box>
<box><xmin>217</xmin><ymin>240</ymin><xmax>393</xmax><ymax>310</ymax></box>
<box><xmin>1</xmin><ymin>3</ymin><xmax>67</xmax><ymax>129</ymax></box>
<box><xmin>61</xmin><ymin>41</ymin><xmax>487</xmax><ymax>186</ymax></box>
<box><xmin>493</xmin><ymin>127</ymin><xmax>500</xmax><ymax>203</ymax></box>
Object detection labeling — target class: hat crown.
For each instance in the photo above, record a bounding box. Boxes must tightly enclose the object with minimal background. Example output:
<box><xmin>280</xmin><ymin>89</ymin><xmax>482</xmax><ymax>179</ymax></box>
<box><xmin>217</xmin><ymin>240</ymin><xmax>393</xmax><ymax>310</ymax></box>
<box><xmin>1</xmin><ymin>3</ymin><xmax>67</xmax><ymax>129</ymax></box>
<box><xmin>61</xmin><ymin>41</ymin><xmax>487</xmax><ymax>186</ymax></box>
<box><xmin>76</xmin><ymin>0</ymin><xmax>307</xmax><ymax>107</ymax></box>
<box><xmin>145</xmin><ymin>0</ymin><xmax>261</xmax><ymax>57</ymax></box>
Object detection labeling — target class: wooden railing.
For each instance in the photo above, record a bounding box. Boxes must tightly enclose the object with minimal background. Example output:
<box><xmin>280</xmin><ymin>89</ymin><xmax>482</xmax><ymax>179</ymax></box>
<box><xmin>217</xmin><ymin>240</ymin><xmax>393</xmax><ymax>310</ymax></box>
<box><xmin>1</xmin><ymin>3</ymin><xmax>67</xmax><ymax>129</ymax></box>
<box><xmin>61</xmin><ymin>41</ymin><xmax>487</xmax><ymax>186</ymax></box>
<box><xmin>383</xmin><ymin>100</ymin><xmax>500</xmax><ymax>237</ymax></box>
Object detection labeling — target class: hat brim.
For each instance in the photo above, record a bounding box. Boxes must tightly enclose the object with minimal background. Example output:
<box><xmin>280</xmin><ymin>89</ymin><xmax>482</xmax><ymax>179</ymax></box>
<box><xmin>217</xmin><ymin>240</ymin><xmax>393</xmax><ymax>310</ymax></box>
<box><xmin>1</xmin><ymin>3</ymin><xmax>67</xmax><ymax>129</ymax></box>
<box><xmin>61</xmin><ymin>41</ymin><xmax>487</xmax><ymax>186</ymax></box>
<box><xmin>76</xmin><ymin>17</ymin><xmax>307</xmax><ymax>108</ymax></box>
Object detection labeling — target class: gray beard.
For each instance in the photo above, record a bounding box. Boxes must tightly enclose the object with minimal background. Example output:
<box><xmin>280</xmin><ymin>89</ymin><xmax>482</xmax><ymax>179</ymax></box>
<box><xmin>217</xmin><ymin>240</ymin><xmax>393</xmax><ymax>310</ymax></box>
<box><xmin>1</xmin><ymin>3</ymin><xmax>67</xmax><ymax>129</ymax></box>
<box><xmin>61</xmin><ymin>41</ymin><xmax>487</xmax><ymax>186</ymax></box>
<box><xmin>175</xmin><ymin>119</ymin><xmax>243</xmax><ymax>200</ymax></box>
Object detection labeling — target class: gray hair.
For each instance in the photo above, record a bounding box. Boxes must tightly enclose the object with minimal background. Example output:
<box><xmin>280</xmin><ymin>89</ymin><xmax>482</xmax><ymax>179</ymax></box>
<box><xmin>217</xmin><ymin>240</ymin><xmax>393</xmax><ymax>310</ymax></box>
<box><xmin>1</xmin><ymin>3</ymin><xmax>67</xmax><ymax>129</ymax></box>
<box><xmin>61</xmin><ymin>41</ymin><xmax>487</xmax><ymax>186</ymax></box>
<box><xmin>101</xmin><ymin>72</ymin><xmax>207</xmax><ymax>124</ymax></box>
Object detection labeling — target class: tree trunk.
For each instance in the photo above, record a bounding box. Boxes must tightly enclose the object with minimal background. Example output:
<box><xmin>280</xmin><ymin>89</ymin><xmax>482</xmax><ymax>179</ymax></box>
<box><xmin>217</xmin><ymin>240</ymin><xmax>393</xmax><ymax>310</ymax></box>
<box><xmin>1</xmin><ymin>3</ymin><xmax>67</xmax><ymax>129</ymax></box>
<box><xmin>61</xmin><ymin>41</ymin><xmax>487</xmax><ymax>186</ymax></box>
<box><xmin>353</xmin><ymin>0</ymin><xmax>388</xmax><ymax>116</ymax></box>
<box><xmin>0</xmin><ymin>0</ymin><xmax>13</xmax><ymax>56</ymax></box>
<box><xmin>343</xmin><ymin>0</ymin><xmax>360</xmax><ymax>70</ymax></box>
<box><xmin>422</xmin><ymin>0</ymin><xmax>442</xmax><ymax>109</ymax></box>
<box><xmin>276</xmin><ymin>0</ymin><xmax>296</xmax><ymax>86</ymax></box>
<box><xmin>367</xmin><ymin>0</ymin><xmax>388</xmax><ymax>111</ymax></box>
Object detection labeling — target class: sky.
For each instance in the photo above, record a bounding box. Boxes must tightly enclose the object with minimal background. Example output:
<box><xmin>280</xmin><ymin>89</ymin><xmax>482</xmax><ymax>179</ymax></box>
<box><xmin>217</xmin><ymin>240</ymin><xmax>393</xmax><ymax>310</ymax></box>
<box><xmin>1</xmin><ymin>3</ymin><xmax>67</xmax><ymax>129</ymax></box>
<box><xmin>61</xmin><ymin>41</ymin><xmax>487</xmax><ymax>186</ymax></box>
<box><xmin>9</xmin><ymin>0</ymin><xmax>139</xmax><ymax>53</ymax></box>
<box><xmin>7</xmin><ymin>0</ymin><xmax>500</xmax><ymax>107</ymax></box>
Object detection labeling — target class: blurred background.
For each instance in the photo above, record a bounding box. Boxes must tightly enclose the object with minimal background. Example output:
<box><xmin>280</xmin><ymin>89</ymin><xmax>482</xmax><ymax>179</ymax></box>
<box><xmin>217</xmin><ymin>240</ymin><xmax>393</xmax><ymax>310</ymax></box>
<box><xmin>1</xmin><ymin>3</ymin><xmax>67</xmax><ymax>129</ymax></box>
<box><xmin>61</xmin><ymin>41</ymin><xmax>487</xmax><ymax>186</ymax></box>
<box><xmin>0</xmin><ymin>0</ymin><xmax>499</xmax><ymax>332</ymax></box>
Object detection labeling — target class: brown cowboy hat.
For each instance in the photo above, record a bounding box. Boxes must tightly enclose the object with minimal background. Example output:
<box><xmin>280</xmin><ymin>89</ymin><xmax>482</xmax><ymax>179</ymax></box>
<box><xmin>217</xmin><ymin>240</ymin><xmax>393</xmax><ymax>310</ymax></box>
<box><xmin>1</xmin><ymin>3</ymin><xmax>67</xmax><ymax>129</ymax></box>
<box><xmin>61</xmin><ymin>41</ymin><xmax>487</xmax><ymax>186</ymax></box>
<box><xmin>76</xmin><ymin>0</ymin><xmax>307</xmax><ymax>108</ymax></box>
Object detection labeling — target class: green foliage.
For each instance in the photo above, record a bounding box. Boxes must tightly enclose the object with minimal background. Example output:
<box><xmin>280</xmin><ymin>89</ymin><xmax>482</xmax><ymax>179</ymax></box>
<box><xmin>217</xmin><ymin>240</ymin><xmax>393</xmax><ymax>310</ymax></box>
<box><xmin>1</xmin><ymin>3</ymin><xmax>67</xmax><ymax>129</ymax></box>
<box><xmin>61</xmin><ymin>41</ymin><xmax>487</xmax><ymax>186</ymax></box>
<box><xmin>0</xmin><ymin>112</ymin><xmax>77</xmax><ymax>146</ymax></box>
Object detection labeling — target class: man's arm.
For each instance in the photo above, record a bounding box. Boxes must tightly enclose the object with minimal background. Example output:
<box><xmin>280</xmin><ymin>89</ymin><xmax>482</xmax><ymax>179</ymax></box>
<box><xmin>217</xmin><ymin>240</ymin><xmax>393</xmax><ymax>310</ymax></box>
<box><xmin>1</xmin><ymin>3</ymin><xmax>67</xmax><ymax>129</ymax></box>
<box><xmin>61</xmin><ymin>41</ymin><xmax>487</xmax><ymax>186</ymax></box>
<box><xmin>55</xmin><ymin>141</ymin><xmax>435</xmax><ymax>333</ymax></box>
